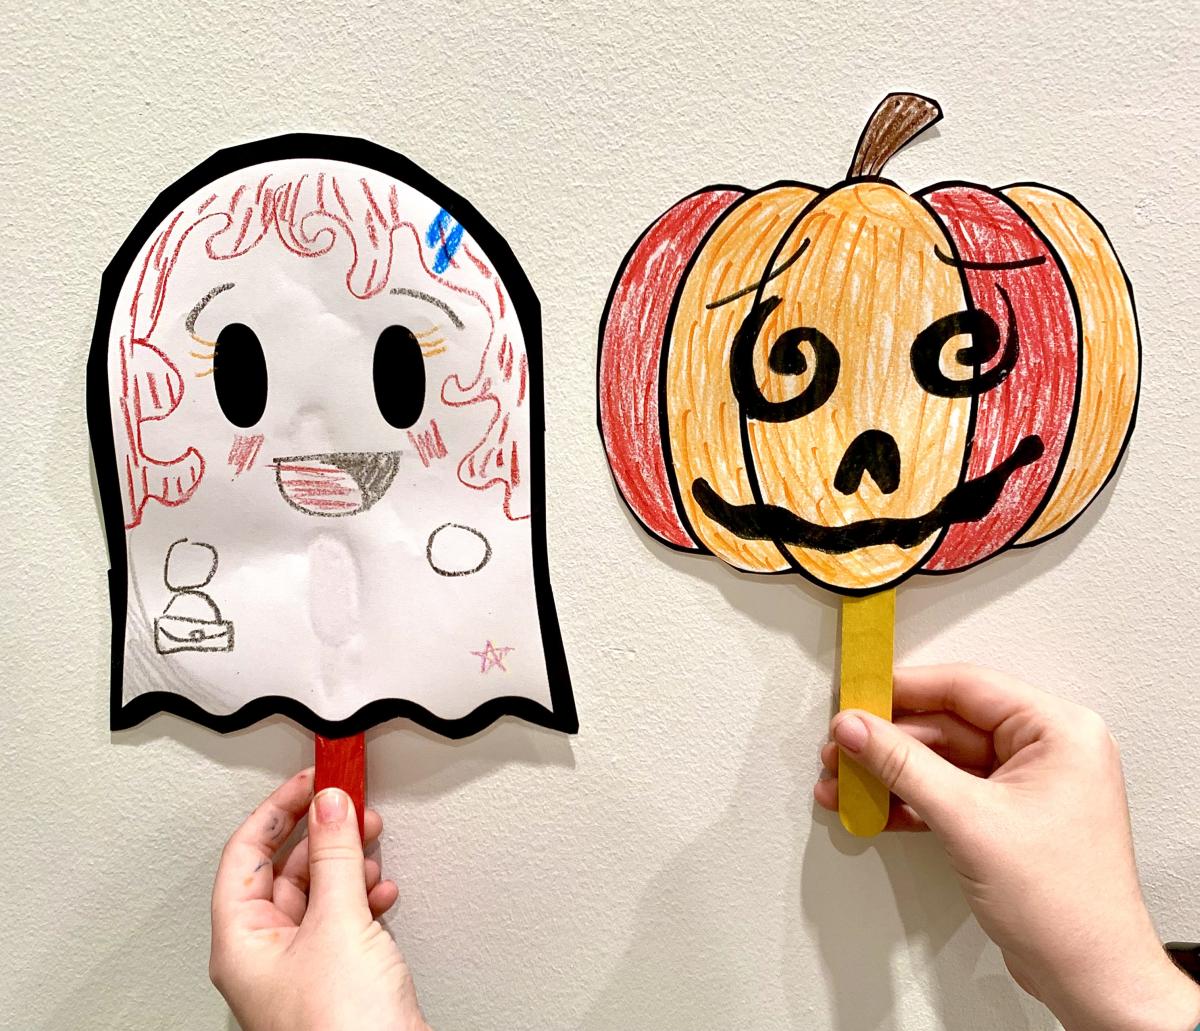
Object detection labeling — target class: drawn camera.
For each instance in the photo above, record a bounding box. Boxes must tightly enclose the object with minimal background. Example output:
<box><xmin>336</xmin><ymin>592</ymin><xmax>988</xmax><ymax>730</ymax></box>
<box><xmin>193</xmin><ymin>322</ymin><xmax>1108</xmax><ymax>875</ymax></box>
<box><xmin>154</xmin><ymin>539</ymin><xmax>234</xmax><ymax>655</ymax></box>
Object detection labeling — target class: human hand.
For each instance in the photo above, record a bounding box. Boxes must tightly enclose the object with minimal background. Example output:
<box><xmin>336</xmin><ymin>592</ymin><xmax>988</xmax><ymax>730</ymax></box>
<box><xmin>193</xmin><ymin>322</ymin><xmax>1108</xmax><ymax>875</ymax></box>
<box><xmin>814</xmin><ymin>664</ymin><xmax>1200</xmax><ymax>1031</ymax></box>
<box><xmin>210</xmin><ymin>769</ymin><xmax>430</xmax><ymax>1031</ymax></box>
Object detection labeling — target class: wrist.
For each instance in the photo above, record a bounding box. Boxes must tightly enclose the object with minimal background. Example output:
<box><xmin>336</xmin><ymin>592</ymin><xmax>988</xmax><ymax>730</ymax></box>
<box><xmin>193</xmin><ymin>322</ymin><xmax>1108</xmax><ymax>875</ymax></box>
<box><xmin>1051</xmin><ymin>948</ymin><xmax>1200</xmax><ymax>1031</ymax></box>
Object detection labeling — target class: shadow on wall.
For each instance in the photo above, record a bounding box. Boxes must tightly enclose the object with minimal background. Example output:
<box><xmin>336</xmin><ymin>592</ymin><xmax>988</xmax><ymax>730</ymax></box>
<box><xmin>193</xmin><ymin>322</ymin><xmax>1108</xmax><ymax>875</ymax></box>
<box><xmin>800</xmin><ymin>813</ymin><xmax>1043</xmax><ymax>1031</ymax></box>
<box><xmin>898</xmin><ymin>470</ymin><xmax>1119</xmax><ymax>653</ymax></box>
<box><xmin>573</xmin><ymin>476</ymin><xmax>1117</xmax><ymax>1029</ymax></box>
<box><xmin>574</xmin><ymin>682</ymin><xmax>1045</xmax><ymax>1031</ymax></box>
<box><xmin>38</xmin><ymin>845</ymin><xmax>221</xmax><ymax>1029</ymax></box>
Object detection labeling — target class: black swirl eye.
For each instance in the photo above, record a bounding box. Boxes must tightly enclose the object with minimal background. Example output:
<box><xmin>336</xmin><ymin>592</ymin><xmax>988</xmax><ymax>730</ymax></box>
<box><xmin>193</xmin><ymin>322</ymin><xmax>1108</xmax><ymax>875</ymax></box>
<box><xmin>213</xmin><ymin>323</ymin><xmax>267</xmax><ymax>427</ymax></box>
<box><xmin>910</xmin><ymin>285</ymin><xmax>1019</xmax><ymax>398</ymax></box>
<box><xmin>731</xmin><ymin>296</ymin><xmax>840</xmax><ymax>422</ymax></box>
<box><xmin>373</xmin><ymin>325</ymin><xmax>425</xmax><ymax>429</ymax></box>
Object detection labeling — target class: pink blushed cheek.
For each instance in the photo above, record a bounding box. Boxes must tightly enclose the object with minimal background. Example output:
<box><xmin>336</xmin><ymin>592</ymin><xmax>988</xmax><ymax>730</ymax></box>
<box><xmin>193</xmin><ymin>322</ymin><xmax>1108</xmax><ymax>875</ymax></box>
<box><xmin>227</xmin><ymin>433</ymin><xmax>265</xmax><ymax>477</ymax></box>
<box><xmin>406</xmin><ymin>417</ymin><xmax>449</xmax><ymax>469</ymax></box>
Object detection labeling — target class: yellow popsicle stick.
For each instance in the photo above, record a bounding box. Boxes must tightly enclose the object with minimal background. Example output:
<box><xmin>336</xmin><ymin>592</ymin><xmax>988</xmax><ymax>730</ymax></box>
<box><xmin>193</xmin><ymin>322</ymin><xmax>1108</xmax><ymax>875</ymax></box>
<box><xmin>838</xmin><ymin>588</ymin><xmax>895</xmax><ymax>837</ymax></box>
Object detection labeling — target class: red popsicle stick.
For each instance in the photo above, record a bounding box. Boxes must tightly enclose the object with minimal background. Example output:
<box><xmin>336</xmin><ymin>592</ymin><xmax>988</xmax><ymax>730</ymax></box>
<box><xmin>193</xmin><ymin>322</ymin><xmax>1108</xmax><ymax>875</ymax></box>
<box><xmin>314</xmin><ymin>733</ymin><xmax>366</xmax><ymax>841</ymax></box>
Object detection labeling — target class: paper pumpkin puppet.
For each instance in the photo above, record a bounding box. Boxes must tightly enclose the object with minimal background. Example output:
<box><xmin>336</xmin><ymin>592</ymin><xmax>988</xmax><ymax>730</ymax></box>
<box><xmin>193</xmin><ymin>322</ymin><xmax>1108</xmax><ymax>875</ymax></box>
<box><xmin>599</xmin><ymin>94</ymin><xmax>1139</xmax><ymax>834</ymax></box>
<box><xmin>90</xmin><ymin>135</ymin><xmax>575</xmax><ymax>752</ymax></box>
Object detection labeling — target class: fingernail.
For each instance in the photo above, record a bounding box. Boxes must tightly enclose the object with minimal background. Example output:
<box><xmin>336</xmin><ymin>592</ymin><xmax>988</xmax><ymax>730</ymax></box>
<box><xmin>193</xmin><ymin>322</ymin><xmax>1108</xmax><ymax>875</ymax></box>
<box><xmin>315</xmin><ymin>788</ymin><xmax>348</xmax><ymax>825</ymax></box>
<box><xmin>818</xmin><ymin>768</ymin><xmax>833</xmax><ymax>782</ymax></box>
<box><xmin>833</xmin><ymin>714</ymin><xmax>869</xmax><ymax>753</ymax></box>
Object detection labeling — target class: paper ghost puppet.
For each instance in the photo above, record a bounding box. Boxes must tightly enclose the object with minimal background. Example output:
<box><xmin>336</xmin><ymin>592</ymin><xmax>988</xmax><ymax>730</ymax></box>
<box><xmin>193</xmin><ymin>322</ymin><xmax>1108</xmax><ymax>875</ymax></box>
<box><xmin>91</xmin><ymin>134</ymin><xmax>575</xmax><ymax>738</ymax></box>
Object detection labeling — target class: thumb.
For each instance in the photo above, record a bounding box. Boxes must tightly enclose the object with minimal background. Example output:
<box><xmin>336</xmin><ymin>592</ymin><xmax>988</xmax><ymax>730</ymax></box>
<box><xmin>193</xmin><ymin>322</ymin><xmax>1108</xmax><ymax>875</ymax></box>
<box><xmin>833</xmin><ymin>710</ymin><xmax>976</xmax><ymax>826</ymax></box>
<box><xmin>306</xmin><ymin>788</ymin><xmax>371</xmax><ymax>923</ymax></box>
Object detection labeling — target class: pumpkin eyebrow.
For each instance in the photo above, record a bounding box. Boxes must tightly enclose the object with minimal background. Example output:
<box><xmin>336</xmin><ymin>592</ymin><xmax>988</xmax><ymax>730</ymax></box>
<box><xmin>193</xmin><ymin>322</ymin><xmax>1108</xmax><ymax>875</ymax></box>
<box><xmin>706</xmin><ymin>238</ymin><xmax>811</xmax><ymax>309</ymax></box>
<box><xmin>933</xmin><ymin>246</ymin><xmax>1046</xmax><ymax>271</ymax></box>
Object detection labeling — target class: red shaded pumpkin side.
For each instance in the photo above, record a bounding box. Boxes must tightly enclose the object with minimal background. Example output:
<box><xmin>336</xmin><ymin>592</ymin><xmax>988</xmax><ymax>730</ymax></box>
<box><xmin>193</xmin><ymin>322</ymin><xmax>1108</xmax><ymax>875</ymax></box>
<box><xmin>920</xmin><ymin>183</ymin><xmax>1080</xmax><ymax>572</ymax></box>
<box><xmin>598</xmin><ymin>187</ymin><xmax>744</xmax><ymax>549</ymax></box>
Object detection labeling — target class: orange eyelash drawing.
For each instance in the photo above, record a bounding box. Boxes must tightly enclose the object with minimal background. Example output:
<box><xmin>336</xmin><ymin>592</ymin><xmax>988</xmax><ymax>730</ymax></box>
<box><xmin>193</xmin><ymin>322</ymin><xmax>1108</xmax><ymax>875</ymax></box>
<box><xmin>190</xmin><ymin>341</ymin><xmax>216</xmax><ymax>377</ymax></box>
<box><xmin>416</xmin><ymin>327</ymin><xmax>447</xmax><ymax>358</ymax></box>
<box><xmin>598</xmin><ymin>92</ymin><xmax>1139</xmax><ymax>837</ymax></box>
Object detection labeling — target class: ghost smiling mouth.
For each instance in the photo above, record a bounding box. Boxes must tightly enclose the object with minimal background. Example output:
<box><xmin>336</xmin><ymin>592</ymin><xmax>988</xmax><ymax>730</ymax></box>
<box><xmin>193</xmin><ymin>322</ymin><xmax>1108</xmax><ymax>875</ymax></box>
<box><xmin>691</xmin><ymin>435</ymin><xmax>1044</xmax><ymax>554</ymax></box>
<box><xmin>272</xmin><ymin>452</ymin><xmax>402</xmax><ymax>517</ymax></box>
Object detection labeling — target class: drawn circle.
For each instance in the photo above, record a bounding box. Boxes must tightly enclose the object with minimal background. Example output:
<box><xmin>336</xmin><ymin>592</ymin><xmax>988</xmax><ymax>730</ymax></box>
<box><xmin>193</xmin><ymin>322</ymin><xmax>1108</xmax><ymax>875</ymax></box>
<box><xmin>426</xmin><ymin>523</ymin><xmax>491</xmax><ymax>577</ymax></box>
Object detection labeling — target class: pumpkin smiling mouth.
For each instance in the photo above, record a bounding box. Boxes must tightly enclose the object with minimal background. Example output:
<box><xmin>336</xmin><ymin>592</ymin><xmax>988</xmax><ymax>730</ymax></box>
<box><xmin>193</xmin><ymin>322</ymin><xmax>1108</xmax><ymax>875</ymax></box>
<box><xmin>691</xmin><ymin>435</ymin><xmax>1045</xmax><ymax>554</ymax></box>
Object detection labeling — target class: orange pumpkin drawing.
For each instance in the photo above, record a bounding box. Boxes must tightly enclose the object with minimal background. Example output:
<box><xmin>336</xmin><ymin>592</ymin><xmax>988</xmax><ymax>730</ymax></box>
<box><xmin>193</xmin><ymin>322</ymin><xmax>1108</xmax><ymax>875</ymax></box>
<box><xmin>599</xmin><ymin>93</ymin><xmax>1138</xmax><ymax>595</ymax></box>
<box><xmin>598</xmin><ymin>93</ymin><xmax>1139</xmax><ymax>834</ymax></box>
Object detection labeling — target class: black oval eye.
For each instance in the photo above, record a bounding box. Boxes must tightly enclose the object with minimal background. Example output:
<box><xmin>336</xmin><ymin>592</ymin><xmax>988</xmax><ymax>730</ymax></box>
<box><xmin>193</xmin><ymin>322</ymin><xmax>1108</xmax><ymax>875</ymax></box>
<box><xmin>373</xmin><ymin>325</ymin><xmax>425</xmax><ymax>429</ymax></box>
<box><xmin>911</xmin><ymin>285</ymin><xmax>1019</xmax><ymax>398</ymax></box>
<box><xmin>213</xmin><ymin>323</ymin><xmax>267</xmax><ymax>427</ymax></box>
<box><xmin>731</xmin><ymin>296</ymin><xmax>840</xmax><ymax>422</ymax></box>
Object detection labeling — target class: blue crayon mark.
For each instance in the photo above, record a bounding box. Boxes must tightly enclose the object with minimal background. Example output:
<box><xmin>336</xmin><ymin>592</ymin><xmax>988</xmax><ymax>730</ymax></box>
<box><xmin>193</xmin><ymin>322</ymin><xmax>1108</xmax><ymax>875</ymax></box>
<box><xmin>426</xmin><ymin>209</ymin><xmax>464</xmax><ymax>274</ymax></box>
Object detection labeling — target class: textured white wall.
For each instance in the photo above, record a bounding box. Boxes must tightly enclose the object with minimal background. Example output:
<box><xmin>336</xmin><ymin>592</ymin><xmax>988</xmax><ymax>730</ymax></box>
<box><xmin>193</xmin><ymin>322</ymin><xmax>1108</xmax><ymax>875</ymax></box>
<box><xmin>2</xmin><ymin>2</ymin><xmax>1197</xmax><ymax>1028</ymax></box>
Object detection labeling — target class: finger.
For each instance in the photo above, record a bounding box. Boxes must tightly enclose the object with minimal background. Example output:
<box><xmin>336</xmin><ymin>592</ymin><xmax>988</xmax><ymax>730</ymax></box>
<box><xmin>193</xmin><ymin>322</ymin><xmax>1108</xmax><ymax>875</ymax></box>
<box><xmin>816</xmin><ymin>769</ymin><xmax>933</xmax><ymax>832</ymax></box>
<box><xmin>272</xmin><ymin>867</ymin><xmax>309</xmax><ymax>927</ymax></box>
<box><xmin>826</xmin><ymin>718</ymin><xmax>993</xmax><ymax>772</ymax></box>
<box><xmin>368</xmin><ymin>880</ymin><xmax>400</xmax><ymax>920</ymax></box>
<box><xmin>892</xmin><ymin>664</ymin><xmax>1053</xmax><ymax>732</ymax></box>
<box><xmin>275</xmin><ymin>807</ymin><xmax>383</xmax><ymax>896</ymax></box>
<box><xmin>813</xmin><ymin>774</ymin><xmax>837</xmax><ymax>812</ymax></box>
<box><xmin>832</xmin><ymin>710</ymin><xmax>977</xmax><ymax>828</ymax></box>
<box><xmin>362</xmin><ymin>807</ymin><xmax>383</xmax><ymax>848</ymax></box>
<box><xmin>364</xmin><ymin>858</ymin><xmax>381</xmax><ymax>895</ymax></box>
<box><xmin>212</xmin><ymin>768</ymin><xmax>315</xmax><ymax>927</ymax></box>
<box><xmin>273</xmin><ymin>838</ymin><xmax>383</xmax><ymax>928</ymax></box>
<box><xmin>885</xmin><ymin>802</ymin><xmax>930</xmax><ymax>833</ymax></box>
<box><xmin>276</xmin><ymin>834</ymin><xmax>311</xmax><ymax>906</ymax></box>
<box><xmin>895</xmin><ymin>712</ymin><xmax>996</xmax><ymax>770</ymax></box>
<box><xmin>305</xmin><ymin>789</ymin><xmax>371</xmax><ymax>924</ymax></box>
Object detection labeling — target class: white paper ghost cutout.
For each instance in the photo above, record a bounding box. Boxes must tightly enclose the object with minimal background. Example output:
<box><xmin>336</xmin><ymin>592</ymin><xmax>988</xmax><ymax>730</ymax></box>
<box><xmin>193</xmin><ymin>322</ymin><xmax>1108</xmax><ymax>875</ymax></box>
<box><xmin>90</xmin><ymin>135</ymin><xmax>575</xmax><ymax>738</ymax></box>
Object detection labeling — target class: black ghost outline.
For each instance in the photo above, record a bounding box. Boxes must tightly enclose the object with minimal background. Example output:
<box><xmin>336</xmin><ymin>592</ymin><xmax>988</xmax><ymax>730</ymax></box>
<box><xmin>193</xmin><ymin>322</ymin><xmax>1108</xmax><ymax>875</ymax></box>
<box><xmin>89</xmin><ymin>133</ymin><xmax>575</xmax><ymax>739</ymax></box>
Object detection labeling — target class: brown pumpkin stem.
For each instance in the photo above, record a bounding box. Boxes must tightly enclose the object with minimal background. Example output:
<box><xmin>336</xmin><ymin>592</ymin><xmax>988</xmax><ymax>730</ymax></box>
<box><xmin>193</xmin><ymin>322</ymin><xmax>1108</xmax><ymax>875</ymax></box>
<box><xmin>847</xmin><ymin>93</ymin><xmax>943</xmax><ymax>179</ymax></box>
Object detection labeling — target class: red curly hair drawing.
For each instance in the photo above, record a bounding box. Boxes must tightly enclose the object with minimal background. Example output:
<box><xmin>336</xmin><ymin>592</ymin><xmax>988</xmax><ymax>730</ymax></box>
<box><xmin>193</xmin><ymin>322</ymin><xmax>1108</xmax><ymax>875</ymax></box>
<box><xmin>117</xmin><ymin>165</ymin><xmax>530</xmax><ymax>528</ymax></box>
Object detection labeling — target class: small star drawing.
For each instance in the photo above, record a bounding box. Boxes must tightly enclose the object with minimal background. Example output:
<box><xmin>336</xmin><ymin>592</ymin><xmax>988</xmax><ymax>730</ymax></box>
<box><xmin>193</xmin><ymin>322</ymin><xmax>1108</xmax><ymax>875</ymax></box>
<box><xmin>471</xmin><ymin>640</ymin><xmax>513</xmax><ymax>673</ymax></box>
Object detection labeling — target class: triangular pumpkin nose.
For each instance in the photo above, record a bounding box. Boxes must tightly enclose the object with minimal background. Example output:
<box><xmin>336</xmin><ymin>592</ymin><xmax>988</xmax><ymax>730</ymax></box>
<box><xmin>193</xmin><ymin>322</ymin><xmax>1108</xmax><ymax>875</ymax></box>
<box><xmin>834</xmin><ymin>430</ymin><xmax>901</xmax><ymax>495</ymax></box>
